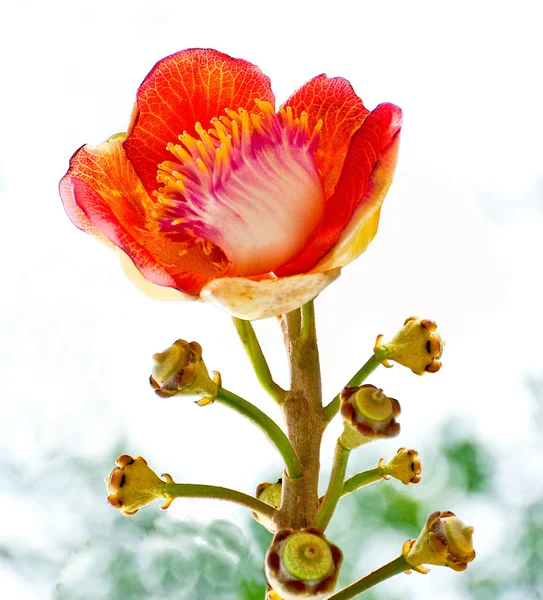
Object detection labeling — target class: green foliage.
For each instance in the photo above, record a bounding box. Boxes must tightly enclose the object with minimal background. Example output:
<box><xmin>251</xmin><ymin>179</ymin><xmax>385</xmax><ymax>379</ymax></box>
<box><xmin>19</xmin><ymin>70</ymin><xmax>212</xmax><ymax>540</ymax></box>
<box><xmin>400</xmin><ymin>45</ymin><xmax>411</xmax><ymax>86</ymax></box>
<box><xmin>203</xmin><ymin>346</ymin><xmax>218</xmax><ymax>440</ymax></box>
<box><xmin>441</xmin><ymin>438</ymin><xmax>492</xmax><ymax>494</ymax></box>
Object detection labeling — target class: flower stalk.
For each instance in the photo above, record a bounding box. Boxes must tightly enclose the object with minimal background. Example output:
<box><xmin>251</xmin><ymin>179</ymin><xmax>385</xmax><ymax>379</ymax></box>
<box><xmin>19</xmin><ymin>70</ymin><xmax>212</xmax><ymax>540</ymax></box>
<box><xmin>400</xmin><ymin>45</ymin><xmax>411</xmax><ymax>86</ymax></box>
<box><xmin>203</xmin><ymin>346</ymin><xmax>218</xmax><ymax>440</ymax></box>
<box><xmin>214</xmin><ymin>388</ymin><xmax>302</xmax><ymax>479</ymax></box>
<box><xmin>342</xmin><ymin>466</ymin><xmax>385</xmax><ymax>496</ymax></box>
<box><xmin>163</xmin><ymin>482</ymin><xmax>276</xmax><ymax>520</ymax></box>
<box><xmin>327</xmin><ymin>555</ymin><xmax>410</xmax><ymax>600</ymax></box>
<box><xmin>315</xmin><ymin>443</ymin><xmax>351</xmax><ymax>531</ymax></box>
<box><xmin>323</xmin><ymin>348</ymin><xmax>389</xmax><ymax>423</ymax></box>
<box><xmin>232</xmin><ymin>317</ymin><xmax>286</xmax><ymax>403</ymax></box>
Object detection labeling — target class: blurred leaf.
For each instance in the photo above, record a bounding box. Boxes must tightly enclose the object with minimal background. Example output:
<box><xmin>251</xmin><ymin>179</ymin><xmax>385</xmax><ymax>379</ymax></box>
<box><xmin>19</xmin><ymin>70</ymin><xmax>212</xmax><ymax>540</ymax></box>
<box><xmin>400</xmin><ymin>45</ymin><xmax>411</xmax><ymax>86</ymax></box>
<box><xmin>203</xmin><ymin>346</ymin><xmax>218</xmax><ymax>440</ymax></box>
<box><xmin>247</xmin><ymin>517</ymin><xmax>273</xmax><ymax>557</ymax></box>
<box><xmin>441</xmin><ymin>439</ymin><xmax>492</xmax><ymax>494</ymax></box>
<box><xmin>240</xmin><ymin>578</ymin><xmax>267</xmax><ymax>599</ymax></box>
<box><xmin>206</xmin><ymin>520</ymin><xmax>252</xmax><ymax>559</ymax></box>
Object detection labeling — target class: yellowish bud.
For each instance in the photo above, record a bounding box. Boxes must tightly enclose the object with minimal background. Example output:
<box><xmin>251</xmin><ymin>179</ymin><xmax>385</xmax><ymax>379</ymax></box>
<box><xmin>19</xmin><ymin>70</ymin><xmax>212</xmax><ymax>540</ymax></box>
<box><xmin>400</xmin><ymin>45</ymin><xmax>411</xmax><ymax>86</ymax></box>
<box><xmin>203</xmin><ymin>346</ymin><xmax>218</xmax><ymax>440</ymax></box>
<box><xmin>375</xmin><ymin>317</ymin><xmax>443</xmax><ymax>375</ymax></box>
<box><xmin>381</xmin><ymin>448</ymin><xmax>423</xmax><ymax>485</ymax></box>
<box><xmin>339</xmin><ymin>385</ymin><xmax>400</xmax><ymax>450</ymax></box>
<box><xmin>105</xmin><ymin>455</ymin><xmax>172</xmax><ymax>516</ymax></box>
<box><xmin>253</xmin><ymin>480</ymin><xmax>283</xmax><ymax>533</ymax></box>
<box><xmin>402</xmin><ymin>511</ymin><xmax>475</xmax><ymax>573</ymax></box>
<box><xmin>266</xmin><ymin>529</ymin><xmax>342</xmax><ymax>599</ymax></box>
<box><xmin>150</xmin><ymin>339</ymin><xmax>220</xmax><ymax>402</ymax></box>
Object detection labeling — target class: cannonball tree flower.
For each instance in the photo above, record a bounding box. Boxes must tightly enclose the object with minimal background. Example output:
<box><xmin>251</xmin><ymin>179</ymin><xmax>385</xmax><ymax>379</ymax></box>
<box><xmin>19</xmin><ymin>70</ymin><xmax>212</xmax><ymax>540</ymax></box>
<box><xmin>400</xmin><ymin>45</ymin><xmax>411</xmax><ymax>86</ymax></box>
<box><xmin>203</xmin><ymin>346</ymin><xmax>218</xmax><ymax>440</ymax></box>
<box><xmin>60</xmin><ymin>49</ymin><xmax>402</xmax><ymax>319</ymax></box>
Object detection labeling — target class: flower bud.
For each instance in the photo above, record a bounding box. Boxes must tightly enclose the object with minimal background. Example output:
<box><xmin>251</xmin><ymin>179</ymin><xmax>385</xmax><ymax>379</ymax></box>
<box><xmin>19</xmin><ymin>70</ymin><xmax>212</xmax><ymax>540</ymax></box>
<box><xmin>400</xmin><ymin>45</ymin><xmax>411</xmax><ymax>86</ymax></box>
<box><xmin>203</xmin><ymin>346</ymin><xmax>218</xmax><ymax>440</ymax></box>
<box><xmin>150</xmin><ymin>339</ymin><xmax>220</xmax><ymax>402</ymax></box>
<box><xmin>402</xmin><ymin>511</ymin><xmax>475</xmax><ymax>573</ymax></box>
<box><xmin>253</xmin><ymin>479</ymin><xmax>283</xmax><ymax>533</ymax></box>
<box><xmin>339</xmin><ymin>385</ymin><xmax>400</xmax><ymax>450</ymax></box>
<box><xmin>266</xmin><ymin>529</ymin><xmax>342</xmax><ymax>599</ymax></box>
<box><xmin>375</xmin><ymin>317</ymin><xmax>443</xmax><ymax>375</ymax></box>
<box><xmin>105</xmin><ymin>455</ymin><xmax>172</xmax><ymax>516</ymax></box>
<box><xmin>381</xmin><ymin>448</ymin><xmax>422</xmax><ymax>485</ymax></box>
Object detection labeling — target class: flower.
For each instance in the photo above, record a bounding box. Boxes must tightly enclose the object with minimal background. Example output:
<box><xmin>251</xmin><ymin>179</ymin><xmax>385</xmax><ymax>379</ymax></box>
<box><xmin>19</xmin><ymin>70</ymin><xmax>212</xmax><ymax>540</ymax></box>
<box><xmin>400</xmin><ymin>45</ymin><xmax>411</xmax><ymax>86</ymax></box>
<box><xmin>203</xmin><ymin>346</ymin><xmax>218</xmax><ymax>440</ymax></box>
<box><xmin>60</xmin><ymin>49</ymin><xmax>402</xmax><ymax>319</ymax></box>
<box><xmin>402</xmin><ymin>511</ymin><xmax>476</xmax><ymax>573</ymax></box>
<box><xmin>375</xmin><ymin>317</ymin><xmax>443</xmax><ymax>375</ymax></box>
<box><xmin>265</xmin><ymin>528</ymin><xmax>343</xmax><ymax>599</ymax></box>
<box><xmin>105</xmin><ymin>454</ymin><xmax>170</xmax><ymax>516</ymax></box>
<box><xmin>149</xmin><ymin>339</ymin><xmax>220</xmax><ymax>402</ymax></box>
<box><xmin>339</xmin><ymin>384</ymin><xmax>400</xmax><ymax>449</ymax></box>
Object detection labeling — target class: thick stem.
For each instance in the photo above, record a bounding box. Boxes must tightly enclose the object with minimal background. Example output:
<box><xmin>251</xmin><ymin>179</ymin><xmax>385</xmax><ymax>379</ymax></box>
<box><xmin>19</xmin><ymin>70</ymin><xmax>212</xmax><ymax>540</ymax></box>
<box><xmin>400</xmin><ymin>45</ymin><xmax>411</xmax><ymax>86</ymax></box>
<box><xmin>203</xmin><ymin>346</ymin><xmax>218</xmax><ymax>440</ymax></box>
<box><xmin>327</xmin><ymin>555</ymin><xmax>410</xmax><ymax>600</ymax></box>
<box><xmin>214</xmin><ymin>388</ymin><xmax>302</xmax><ymax>478</ymax></box>
<box><xmin>323</xmin><ymin>349</ymin><xmax>388</xmax><ymax>423</ymax></box>
<box><xmin>315</xmin><ymin>443</ymin><xmax>350</xmax><ymax>531</ymax></box>
<box><xmin>231</xmin><ymin>317</ymin><xmax>286</xmax><ymax>403</ymax></box>
<box><xmin>275</xmin><ymin>303</ymin><xmax>325</xmax><ymax>531</ymax></box>
<box><xmin>163</xmin><ymin>483</ymin><xmax>275</xmax><ymax>520</ymax></box>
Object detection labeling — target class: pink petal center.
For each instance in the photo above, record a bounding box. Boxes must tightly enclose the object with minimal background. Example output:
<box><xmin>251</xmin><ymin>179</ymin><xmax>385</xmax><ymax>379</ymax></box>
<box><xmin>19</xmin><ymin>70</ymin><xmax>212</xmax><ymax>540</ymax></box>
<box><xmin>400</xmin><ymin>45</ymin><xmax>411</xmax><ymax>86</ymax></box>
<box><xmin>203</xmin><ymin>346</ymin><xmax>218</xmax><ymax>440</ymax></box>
<box><xmin>155</xmin><ymin>100</ymin><xmax>324</xmax><ymax>277</ymax></box>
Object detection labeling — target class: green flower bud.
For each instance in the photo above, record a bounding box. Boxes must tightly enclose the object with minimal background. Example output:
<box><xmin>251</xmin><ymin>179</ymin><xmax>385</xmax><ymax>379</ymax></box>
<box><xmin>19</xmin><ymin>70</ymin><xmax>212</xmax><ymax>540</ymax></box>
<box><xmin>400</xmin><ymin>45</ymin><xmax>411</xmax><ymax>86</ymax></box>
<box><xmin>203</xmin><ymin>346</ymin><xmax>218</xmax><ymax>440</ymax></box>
<box><xmin>105</xmin><ymin>455</ymin><xmax>171</xmax><ymax>516</ymax></box>
<box><xmin>253</xmin><ymin>479</ymin><xmax>283</xmax><ymax>533</ymax></box>
<box><xmin>381</xmin><ymin>447</ymin><xmax>423</xmax><ymax>485</ymax></box>
<box><xmin>339</xmin><ymin>385</ymin><xmax>400</xmax><ymax>450</ymax></box>
<box><xmin>150</xmin><ymin>339</ymin><xmax>220</xmax><ymax>402</ymax></box>
<box><xmin>403</xmin><ymin>511</ymin><xmax>475</xmax><ymax>573</ymax></box>
<box><xmin>265</xmin><ymin>528</ymin><xmax>342</xmax><ymax>599</ymax></box>
<box><xmin>375</xmin><ymin>317</ymin><xmax>443</xmax><ymax>375</ymax></box>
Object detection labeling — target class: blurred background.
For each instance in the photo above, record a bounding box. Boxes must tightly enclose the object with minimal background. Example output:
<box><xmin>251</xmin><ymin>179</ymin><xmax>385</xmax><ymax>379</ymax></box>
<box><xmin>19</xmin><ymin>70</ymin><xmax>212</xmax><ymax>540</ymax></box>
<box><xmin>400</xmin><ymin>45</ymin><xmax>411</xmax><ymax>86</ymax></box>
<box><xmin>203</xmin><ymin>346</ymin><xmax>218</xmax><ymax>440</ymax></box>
<box><xmin>1</xmin><ymin>0</ymin><xmax>542</xmax><ymax>598</ymax></box>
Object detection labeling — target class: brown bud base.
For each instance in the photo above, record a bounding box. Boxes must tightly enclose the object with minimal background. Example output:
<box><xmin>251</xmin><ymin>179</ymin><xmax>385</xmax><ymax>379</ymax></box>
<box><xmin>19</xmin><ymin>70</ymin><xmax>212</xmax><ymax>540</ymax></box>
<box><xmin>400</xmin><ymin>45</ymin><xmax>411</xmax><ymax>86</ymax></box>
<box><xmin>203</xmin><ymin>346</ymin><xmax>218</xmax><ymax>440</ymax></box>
<box><xmin>339</xmin><ymin>385</ymin><xmax>400</xmax><ymax>449</ymax></box>
<box><xmin>266</xmin><ymin>529</ymin><xmax>342</xmax><ymax>599</ymax></box>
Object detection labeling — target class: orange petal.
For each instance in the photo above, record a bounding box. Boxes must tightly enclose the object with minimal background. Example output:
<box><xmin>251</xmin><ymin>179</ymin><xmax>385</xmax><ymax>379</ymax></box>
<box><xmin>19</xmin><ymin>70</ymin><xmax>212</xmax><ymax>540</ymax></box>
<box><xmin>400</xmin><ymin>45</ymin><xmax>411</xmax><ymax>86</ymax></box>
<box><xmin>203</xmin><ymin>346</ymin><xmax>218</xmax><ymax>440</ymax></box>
<box><xmin>59</xmin><ymin>137</ymin><xmax>224</xmax><ymax>296</ymax></box>
<box><xmin>124</xmin><ymin>48</ymin><xmax>275</xmax><ymax>196</ymax></box>
<box><xmin>282</xmin><ymin>74</ymin><xmax>369</xmax><ymax>199</ymax></box>
<box><xmin>200</xmin><ymin>269</ymin><xmax>341</xmax><ymax>320</ymax></box>
<box><xmin>313</xmin><ymin>129</ymin><xmax>401</xmax><ymax>271</ymax></box>
<box><xmin>275</xmin><ymin>103</ymin><xmax>402</xmax><ymax>276</ymax></box>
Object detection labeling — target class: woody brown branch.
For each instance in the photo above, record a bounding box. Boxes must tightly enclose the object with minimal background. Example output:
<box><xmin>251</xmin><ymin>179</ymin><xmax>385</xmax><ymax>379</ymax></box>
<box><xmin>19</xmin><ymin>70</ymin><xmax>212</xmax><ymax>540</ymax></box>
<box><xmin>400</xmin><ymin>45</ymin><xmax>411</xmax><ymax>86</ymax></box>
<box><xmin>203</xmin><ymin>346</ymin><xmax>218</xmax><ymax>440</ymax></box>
<box><xmin>274</xmin><ymin>307</ymin><xmax>325</xmax><ymax>531</ymax></box>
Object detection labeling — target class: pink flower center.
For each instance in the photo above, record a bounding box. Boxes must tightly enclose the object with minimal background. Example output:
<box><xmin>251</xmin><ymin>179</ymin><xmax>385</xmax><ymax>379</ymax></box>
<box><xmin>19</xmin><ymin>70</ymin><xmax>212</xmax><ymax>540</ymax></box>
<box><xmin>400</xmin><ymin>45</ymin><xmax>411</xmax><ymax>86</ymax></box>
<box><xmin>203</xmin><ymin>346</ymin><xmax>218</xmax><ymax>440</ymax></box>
<box><xmin>154</xmin><ymin>100</ymin><xmax>324</xmax><ymax>277</ymax></box>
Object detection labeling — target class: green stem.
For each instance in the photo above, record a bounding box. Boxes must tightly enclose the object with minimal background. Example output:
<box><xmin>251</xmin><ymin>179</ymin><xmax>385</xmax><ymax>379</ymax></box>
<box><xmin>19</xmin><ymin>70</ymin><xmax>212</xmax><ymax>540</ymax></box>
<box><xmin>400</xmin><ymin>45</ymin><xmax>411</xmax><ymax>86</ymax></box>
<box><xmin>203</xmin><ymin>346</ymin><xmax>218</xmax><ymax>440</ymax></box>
<box><xmin>342</xmin><ymin>466</ymin><xmax>386</xmax><ymax>496</ymax></box>
<box><xmin>232</xmin><ymin>317</ymin><xmax>286</xmax><ymax>403</ymax></box>
<box><xmin>163</xmin><ymin>483</ymin><xmax>275</xmax><ymax>520</ymax></box>
<box><xmin>327</xmin><ymin>555</ymin><xmax>410</xmax><ymax>600</ymax></box>
<box><xmin>300</xmin><ymin>300</ymin><xmax>315</xmax><ymax>348</ymax></box>
<box><xmin>314</xmin><ymin>442</ymin><xmax>351</xmax><ymax>531</ymax></box>
<box><xmin>214</xmin><ymin>388</ymin><xmax>302</xmax><ymax>479</ymax></box>
<box><xmin>323</xmin><ymin>348</ymin><xmax>388</xmax><ymax>423</ymax></box>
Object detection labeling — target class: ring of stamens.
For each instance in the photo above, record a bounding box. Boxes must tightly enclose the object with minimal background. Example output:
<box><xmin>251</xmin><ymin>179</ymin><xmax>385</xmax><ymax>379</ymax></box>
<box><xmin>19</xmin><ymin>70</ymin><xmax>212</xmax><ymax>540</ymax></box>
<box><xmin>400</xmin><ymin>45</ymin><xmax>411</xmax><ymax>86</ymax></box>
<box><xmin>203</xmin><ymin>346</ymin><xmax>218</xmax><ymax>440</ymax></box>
<box><xmin>154</xmin><ymin>99</ymin><xmax>324</xmax><ymax>277</ymax></box>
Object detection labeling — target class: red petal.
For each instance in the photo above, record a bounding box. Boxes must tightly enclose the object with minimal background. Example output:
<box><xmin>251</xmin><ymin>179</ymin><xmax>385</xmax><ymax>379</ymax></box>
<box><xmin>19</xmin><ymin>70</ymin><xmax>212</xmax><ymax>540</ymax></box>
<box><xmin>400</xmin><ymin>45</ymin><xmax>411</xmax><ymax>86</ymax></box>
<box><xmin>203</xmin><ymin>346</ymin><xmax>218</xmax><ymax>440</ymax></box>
<box><xmin>275</xmin><ymin>103</ymin><xmax>402</xmax><ymax>276</ymax></box>
<box><xmin>124</xmin><ymin>48</ymin><xmax>275</xmax><ymax>195</ymax></box>
<box><xmin>282</xmin><ymin>74</ymin><xmax>370</xmax><ymax>199</ymax></box>
<box><xmin>59</xmin><ymin>138</ymin><xmax>225</xmax><ymax>296</ymax></box>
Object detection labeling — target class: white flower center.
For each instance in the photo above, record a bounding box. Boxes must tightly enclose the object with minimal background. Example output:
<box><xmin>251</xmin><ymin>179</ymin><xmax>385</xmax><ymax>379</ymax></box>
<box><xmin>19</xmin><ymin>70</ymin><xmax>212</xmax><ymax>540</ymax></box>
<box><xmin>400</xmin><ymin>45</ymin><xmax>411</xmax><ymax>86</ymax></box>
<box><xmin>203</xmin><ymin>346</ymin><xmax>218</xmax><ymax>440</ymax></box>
<box><xmin>155</xmin><ymin>100</ymin><xmax>324</xmax><ymax>276</ymax></box>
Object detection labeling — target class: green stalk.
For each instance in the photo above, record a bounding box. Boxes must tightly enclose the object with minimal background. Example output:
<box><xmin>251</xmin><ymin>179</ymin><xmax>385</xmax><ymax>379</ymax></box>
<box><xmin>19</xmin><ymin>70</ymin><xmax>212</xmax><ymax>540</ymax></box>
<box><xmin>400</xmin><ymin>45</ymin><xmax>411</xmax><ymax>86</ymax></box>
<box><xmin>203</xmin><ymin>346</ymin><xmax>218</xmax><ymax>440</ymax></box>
<box><xmin>299</xmin><ymin>299</ymin><xmax>315</xmax><ymax>348</ymax></box>
<box><xmin>163</xmin><ymin>483</ymin><xmax>275</xmax><ymax>520</ymax></box>
<box><xmin>214</xmin><ymin>388</ymin><xmax>302</xmax><ymax>479</ymax></box>
<box><xmin>342</xmin><ymin>466</ymin><xmax>385</xmax><ymax>496</ymax></box>
<box><xmin>327</xmin><ymin>555</ymin><xmax>411</xmax><ymax>600</ymax></box>
<box><xmin>323</xmin><ymin>348</ymin><xmax>389</xmax><ymax>423</ymax></box>
<box><xmin>232</xmin><ymin>317</ymin><xmax>286</xmax><ymax>403</ymax></box>
<box><xmin>314</xmin><ymin>442</ymin><xmax>351</xmax><ymax>531</ymax></box>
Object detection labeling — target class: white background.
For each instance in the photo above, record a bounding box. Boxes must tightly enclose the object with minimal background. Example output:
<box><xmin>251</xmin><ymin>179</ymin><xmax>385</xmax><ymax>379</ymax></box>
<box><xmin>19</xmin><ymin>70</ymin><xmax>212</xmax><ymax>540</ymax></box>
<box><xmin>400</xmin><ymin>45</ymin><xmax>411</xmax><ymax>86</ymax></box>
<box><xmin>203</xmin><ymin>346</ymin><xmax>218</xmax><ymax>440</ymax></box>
<box><xmin>1</xmin><ymin>0</ymin><xmax>542</xmax><ymax>598</ymax></box>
